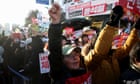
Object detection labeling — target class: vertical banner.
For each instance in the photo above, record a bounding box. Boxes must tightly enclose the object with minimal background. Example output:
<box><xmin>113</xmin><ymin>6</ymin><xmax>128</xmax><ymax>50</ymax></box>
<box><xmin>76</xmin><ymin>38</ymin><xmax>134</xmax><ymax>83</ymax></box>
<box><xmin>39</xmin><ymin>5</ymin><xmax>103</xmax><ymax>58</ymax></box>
<box><xmin>36</xmin><ymin>0</ymin><xmax>49</xmax><ymax>5</ymax></box>
<box><xmin>39</xmin><ymin>51</ymin><xmax>50</xmax><ymax>74</ymax></box>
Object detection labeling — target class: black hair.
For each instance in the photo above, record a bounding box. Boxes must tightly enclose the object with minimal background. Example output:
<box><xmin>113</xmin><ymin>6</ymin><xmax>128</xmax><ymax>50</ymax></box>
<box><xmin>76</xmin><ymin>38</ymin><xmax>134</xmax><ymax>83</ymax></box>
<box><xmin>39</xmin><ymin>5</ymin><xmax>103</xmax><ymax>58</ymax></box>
<box><xmin>61</xmin><ymin>35</ymin><xmax>67</xmax><ymax>41</ymax></box>
<box><xmin>129</xmin><ymin>40</ymin><xmax>140</xmax><ymax>64</ymax></box>
<box><xmin>81</xmin><ymin>34</ymin><xmax>89</xmax><ymax>45</ymax></box>
<box><xmin>120</xmin><ymin>18</ymin><xmax>129</xmax><ymax>28</ymax></box>
<box><xmin>81</xmin><ymin>34</ymin><xmax>88</xmax><ymax>39</ymax></box>
<box><xmin>73</xmin><ymin>47</ymin><xmax>81</xmax><ymax>53</ymax></box>
<box><xmin>31</xmin><ymin>35</ymin><xmax>44</xmax><ymax>52</ymax></box>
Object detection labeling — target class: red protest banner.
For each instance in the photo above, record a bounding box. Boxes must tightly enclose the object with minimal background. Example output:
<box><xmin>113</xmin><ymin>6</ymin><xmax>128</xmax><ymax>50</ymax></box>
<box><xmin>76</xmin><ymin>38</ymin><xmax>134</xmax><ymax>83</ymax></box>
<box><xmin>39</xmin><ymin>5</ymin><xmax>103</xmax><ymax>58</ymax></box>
<box><xmin>119</xmin><ymin>0</ymin><xmax>140</xmax><ymax>15</ymax></box>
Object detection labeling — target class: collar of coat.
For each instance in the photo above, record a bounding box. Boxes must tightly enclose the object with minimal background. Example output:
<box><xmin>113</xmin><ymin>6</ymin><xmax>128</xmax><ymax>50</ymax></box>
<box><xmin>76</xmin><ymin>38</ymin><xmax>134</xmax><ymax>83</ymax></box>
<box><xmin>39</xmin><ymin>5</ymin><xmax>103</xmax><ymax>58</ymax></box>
<box><xmin>131</xmin><ymin>64</ymin><xmax>140</xmax><ymax>73</ymax></box>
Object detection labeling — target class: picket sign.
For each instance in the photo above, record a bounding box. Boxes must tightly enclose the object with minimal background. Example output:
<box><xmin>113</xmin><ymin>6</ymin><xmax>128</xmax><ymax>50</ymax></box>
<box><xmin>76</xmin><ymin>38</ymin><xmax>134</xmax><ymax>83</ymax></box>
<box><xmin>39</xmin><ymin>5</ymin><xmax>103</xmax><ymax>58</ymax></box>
<box><xmin>39</xmin><ymin>51</ymin><xmax>50</xmax><ymax>74</ymax></box>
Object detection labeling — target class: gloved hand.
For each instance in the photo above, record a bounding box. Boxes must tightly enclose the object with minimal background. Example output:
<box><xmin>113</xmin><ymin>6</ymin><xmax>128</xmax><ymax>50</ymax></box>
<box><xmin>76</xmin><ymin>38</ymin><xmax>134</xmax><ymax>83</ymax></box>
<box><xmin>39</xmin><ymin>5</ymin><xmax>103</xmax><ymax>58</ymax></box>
<box><xmin>135</xmin><ymin>18</ymin><xmax>140</xmax><ymax>30</ymax></box>
<box><xmin>107</xmin><ymin>5</ymin><xmax>124</xmax><ymax>27</ymax></box>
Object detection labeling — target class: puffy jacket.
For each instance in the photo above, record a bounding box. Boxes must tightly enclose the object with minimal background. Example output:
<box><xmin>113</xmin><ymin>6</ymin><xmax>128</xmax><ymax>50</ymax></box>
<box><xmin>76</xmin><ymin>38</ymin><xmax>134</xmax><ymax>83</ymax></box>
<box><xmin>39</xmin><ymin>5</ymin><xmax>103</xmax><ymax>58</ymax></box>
<box><xmin>84</xmin><ymin>25</ymin><xmax>139</xmax><ymax>84</ymax></box>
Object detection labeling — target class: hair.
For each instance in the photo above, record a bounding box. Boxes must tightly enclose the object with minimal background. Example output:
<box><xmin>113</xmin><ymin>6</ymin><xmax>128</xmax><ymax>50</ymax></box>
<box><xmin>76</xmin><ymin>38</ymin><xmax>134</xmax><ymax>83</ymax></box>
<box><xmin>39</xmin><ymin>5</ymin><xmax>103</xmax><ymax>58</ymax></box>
<box><xmin>63</xmin><ymin>47</ymin><xmax>86</xmax><ymax>68</ymax></box>
<box><xmin>73</xmin><ymin>47</ymin><xmax>81</xmax><ymax>53</ymax></box>
<box><xmin>31</xmin><ymin>35</ymin><xmax>44</xmax><ymax>52</ymax></box>
<box><xmin>81</xmin><ymin>34</ymin><xmax>88</xmax><ymax>39</ymax></box>
<box><xmin>120</xmin><ymin>19</ymin><xmax>129</xmax><ymax>28</ymax></box>
<box><xmin>81</xmin><ymin>34</ymin><xmax>89</xmax><ymax>45</ymax></box>
<box><xmin>129</xmin><ymin>40</ymin><xmax>140</xmax><ymax>64</ymax></box>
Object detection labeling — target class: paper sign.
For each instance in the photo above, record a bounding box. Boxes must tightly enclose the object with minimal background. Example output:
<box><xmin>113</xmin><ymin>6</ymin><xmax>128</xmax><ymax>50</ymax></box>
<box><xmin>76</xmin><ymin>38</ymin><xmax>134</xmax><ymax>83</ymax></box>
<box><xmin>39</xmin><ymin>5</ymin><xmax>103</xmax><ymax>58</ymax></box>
<box><xmin>39</xmin><ymin>51</ymin><xmax>50</xmax><ymax>74</ymax></box>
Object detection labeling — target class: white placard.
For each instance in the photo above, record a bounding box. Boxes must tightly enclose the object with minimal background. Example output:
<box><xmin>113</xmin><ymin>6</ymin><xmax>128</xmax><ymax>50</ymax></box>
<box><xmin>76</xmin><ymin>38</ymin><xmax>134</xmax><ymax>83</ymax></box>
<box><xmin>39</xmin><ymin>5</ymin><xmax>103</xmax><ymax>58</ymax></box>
<box><xmin>39</xmin><ymin>51</ymin><xmax>50</xmax><ymax>74</ymax></box>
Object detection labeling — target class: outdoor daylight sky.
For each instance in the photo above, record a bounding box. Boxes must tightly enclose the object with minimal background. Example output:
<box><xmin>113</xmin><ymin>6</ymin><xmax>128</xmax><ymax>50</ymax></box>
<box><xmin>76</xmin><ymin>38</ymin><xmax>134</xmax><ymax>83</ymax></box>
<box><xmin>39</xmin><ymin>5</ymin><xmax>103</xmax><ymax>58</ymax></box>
<box><xmin>0</xmin><ymin>0</ymin><xmax>49</xmax><ymax>26</ymax></box>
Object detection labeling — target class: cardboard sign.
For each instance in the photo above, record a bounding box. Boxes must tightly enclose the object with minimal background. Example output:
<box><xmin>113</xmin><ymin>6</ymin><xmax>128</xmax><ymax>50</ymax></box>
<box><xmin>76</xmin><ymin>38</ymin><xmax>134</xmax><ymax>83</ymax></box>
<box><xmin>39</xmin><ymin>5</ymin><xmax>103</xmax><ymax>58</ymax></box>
<box><xmin>39</xmin><ymin>51</ymin><xmax>50</xmax><ymax>74</ymax></box>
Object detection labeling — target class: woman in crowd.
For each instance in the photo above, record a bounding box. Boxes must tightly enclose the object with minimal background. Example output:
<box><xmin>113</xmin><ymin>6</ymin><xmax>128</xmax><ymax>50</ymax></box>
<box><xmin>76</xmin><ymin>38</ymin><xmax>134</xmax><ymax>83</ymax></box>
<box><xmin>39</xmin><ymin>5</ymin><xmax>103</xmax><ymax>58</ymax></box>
<box><xmin>48</xmin><ymin>3</ymin><xmax>87</xmax><ymax>84</ymax></box>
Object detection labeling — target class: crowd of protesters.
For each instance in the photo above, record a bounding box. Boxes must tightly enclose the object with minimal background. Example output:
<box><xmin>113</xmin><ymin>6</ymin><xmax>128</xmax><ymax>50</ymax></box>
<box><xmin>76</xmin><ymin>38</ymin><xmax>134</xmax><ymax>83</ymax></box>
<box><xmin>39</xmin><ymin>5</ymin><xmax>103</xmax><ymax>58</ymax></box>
<box><xmin>0</xmin><ymin>34</ymin><xmax>51</xmax><ymax>84</ymax></box>
<box><xmin>48</xmin><ymin>3</ymin><xmax>140</xmax><ymax>84</ymax></box>
<box><xmin>0</xmin><ymin>3</ymin><xmax>140</xmax><ymax>84</ymax></box>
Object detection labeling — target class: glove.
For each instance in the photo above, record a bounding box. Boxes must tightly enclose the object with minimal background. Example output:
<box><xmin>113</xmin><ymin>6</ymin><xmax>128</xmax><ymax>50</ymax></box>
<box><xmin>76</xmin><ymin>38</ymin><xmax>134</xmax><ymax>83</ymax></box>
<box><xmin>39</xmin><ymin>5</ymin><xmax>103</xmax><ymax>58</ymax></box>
<box><xmin>107</xmin><ymin>5</ymin><xmax>124</xmax><ymax>27</ymax></box>
<box><xmin>135</xmin><ymin>18</ymin><xmax>140</xmax><ymax>30</ymax></box>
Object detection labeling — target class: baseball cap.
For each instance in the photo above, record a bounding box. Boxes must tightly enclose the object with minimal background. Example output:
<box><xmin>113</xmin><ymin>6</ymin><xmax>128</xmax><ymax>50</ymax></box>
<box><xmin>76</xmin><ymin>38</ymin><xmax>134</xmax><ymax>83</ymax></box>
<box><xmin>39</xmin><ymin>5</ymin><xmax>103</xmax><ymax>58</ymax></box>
<box><xmin>83</xmin><ymin>26</ymin><xmax>91</xmax><ymax>32</ymax></box>
<box><xmin>62</xmin><ymin>45</ymin><xmax>81</xmax><ymax>56</ymax></box>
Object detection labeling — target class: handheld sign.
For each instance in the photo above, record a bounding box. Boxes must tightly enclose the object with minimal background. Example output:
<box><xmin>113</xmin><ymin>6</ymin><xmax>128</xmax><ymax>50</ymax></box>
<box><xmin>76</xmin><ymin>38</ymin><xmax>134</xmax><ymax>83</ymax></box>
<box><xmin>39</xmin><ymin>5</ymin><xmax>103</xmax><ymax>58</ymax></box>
<box><xmin>39</xmin><ymin>51</ymin><xmax>50</xmax><ymax>74</ymax></box>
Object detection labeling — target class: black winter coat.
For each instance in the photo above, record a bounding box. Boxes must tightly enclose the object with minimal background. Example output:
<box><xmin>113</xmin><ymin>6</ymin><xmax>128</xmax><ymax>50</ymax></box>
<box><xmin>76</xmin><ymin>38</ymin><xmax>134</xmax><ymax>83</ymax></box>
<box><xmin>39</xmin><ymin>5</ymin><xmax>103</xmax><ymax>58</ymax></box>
<box><xmin>120</xmin><ymin>67</ymin><xmax>140</xmax><ymax>84</ymax></box>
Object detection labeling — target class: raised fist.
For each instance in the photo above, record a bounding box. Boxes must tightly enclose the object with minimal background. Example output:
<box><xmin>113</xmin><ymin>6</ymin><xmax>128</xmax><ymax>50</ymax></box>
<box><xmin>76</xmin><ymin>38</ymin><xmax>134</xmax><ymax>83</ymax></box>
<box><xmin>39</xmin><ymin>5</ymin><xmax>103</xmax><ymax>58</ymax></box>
<box><xmin>107</xmin><ymin>5</ymin><xmax>124</xmax><ymax>27</ymax></box>
<box><xmin>48</xmin><ymin>3</ymin><xmax>61</xmax><ymax>24</ymax></box>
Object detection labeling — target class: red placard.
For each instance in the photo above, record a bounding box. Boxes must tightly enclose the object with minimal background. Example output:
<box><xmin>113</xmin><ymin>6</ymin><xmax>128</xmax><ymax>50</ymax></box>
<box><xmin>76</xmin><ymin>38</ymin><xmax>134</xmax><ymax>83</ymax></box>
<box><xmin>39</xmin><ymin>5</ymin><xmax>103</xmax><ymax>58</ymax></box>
<box><xmin>119</xmin><ymin>0</ymin><xmax>140</xmax><ymax>15</ymax></box>
<box><xmin>74</xmin><ymin>0</ymin><xmax>80</xmax><ymax>2</ymax></box>
<box><xmin>12</xmin><ymin>33</ymin><xmax>21</xmax><ymax>39</ymax></box>
<box><xmin>64</xmin><ymin>27</ymin><xmax>74</xmax><ymax>35</ymax></box>
<box><xmin>39</xmin><ymin>52</ymin><xmax>50</xmax><ymax>74</ymax></box>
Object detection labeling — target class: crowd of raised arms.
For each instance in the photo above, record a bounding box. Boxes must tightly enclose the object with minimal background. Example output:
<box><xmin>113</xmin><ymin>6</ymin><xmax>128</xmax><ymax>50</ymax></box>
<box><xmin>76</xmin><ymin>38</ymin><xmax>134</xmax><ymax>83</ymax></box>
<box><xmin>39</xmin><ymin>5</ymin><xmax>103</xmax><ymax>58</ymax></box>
<box><xmin>0</xmin><ymin>3</ymin><xmax>140</xmax><ymax>84</ymax></box>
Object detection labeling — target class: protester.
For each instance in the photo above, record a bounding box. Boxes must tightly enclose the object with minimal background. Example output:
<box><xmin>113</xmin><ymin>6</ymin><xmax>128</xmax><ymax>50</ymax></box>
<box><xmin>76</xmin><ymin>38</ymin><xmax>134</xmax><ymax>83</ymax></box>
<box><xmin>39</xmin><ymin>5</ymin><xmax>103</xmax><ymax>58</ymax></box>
<box><xmin>48</xmin><ymin>3</ymin><xmax>85</xmax><ymax>84</ymax></box>
<box><xmin>0</xmin><ymin>37</ymin><xmax>5</xmax><ymax>84</ymax></box>
<box><xmin>48</xmin><ymin>3</ymin><xmax>63</xmax><ymax>84</ymax></box>
<box><xmin>3</xmin><ymin>37</ymin><xmax>15</xmax><ymax>68</ymax></box>
<box><xmin>62</xmin><ymin>45</ymin><xmax>86</xmax><ymax>83</ymax></box>
<box><xmin>81</xmin><ymin>34</ymin><xmax>90</xmax><ymax>46</ymax></box>
<box><xmin>81</xmin><ymin>9</ymin><xmax>140</xmax><ymax>84</ymax></box>
<box><xmin>0</xmin><ymin>31</ymin><xmax>51</xmax><ymax>84</ymax></box>
<box><xmin>61</xmin><ymin>35</ymin><xmax>69</xmax><ymax>46</ymax></box>
<box><xmin>0</xmin><ymin>38</ymin><xmax>4</xmax><ymax>64</ymax></box>
<box><xmin>120</xmin><ymin>19</ymin><xmax>140</xmax><ymax>84</ymax></box>
<box><xmin>20</xmin><ymin>35</ymin><xmax>51</xmax><ymax>84</ymax></box>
